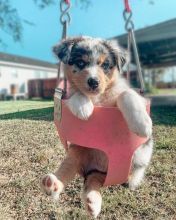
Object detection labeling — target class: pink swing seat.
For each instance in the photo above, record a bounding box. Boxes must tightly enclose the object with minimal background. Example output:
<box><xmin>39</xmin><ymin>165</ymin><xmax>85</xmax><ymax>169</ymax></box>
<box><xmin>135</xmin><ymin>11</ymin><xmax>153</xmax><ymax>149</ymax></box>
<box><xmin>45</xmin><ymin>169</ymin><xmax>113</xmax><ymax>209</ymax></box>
<box><xmin>54</xmin><ymin>90</ymin><xmax>150</xmax><ymax>186</ymax></box>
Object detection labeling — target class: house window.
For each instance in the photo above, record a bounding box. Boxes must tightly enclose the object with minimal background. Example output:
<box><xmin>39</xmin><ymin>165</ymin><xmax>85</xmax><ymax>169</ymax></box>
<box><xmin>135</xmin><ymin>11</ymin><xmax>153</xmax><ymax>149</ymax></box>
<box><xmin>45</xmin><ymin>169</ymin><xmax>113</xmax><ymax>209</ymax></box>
<box><xmin>12</xmin><ymin>70</ymin><xmax>18</xmax><ymax>78</ymax></box>
<box><xmin>43</xmin><ymin>71</ymin><xmax>48</xmax><ymax>78</ymax></box>
<box><xmin>34</xmin><ymin>71</ymin><xmax>41</xmax><ymax>78</ymax></box>
<box><xmin>34</xmin><ymin>71</ymin><xmax>48</xmax><ymax>79</ymax></box>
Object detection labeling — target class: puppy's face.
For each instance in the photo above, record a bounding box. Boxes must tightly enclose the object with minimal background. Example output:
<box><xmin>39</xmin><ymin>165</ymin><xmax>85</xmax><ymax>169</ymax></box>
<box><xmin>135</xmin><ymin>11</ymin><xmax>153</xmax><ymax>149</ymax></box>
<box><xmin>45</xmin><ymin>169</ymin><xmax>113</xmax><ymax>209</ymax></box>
<box><xmin>54</xmin><ymin>37</ymin><xmax>127</xmax><ymax>96</ymax></box>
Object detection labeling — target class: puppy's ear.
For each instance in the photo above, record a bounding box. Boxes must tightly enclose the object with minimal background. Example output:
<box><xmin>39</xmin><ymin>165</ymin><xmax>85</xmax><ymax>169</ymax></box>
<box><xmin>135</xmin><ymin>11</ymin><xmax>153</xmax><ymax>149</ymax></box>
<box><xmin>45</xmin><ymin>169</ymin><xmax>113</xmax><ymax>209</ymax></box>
<box><xmin>117</xmin><ymin>46</ymin><xmax>129</xmax><ymax>68</ymax></box>
<box><xmin>104</xmin><ymin>40</ymin><xmax>130</xmax><ymax>71</ymax></box>
<box><xmin>53</xmin><ymin>37</ymin><xmax>84</xmax><ymax>64</ymax></box>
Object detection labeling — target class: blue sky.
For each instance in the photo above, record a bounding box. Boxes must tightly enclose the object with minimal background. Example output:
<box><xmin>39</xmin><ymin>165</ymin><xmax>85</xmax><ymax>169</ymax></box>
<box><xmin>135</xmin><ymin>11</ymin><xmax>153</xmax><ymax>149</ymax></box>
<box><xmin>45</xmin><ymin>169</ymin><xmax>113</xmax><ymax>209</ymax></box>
<box><xmin>1</xmin><ymin>0</ymin><xmax>176</xmax><ymax>63</ymax></box>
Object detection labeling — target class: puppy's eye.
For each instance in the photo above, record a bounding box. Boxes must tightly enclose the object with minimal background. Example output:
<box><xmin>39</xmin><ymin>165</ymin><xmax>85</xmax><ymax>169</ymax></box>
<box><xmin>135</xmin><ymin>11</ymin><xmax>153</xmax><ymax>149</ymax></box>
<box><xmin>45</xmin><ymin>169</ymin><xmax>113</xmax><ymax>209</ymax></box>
<box><xmin>101</xmin><ymin>60</ymin><xmax>110</xmax><ymax>71</ymax></box>
<box><xmin>75</xmin><ymin>60</ymin><xmax>86</xmax><ymax>69</ymax></box>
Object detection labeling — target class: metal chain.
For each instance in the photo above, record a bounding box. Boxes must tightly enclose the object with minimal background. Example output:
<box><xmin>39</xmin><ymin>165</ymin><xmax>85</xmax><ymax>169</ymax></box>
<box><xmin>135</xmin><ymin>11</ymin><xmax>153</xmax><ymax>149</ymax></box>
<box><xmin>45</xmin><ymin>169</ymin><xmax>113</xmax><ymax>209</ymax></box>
<box><xmin>58</xmin><ymin>0</ymin><xmax>71</xmax><ymax>97</ymax></box>
<box><xmin>123</xmin><ymin>10</ymin><xmax>134</xmax><ymax>32</ymax></box>
<box><xmin>130</xmin><ymin>29</ymin><xmax>145</xmax><ymax>92</ymax></box>
<box><xmin>127</xmin><ymin>30</ymin><xmax>131</xmax><ymax>82</ymax></box>
<box><xmin>123</xmin><ymin>9</ymin><xmax>145</xmax><ymax>92</ymax></box>
<box><xmin>60</xmin><ymin>0</ymin><xmax>71</xmax><ymax>26</ymax></box>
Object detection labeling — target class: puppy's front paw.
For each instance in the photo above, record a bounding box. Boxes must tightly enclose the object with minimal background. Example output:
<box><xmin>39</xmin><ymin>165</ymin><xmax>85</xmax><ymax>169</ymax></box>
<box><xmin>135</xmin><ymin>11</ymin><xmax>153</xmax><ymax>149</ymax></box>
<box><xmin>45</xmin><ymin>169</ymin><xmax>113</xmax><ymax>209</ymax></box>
<box><xmin>128</xmin><ymin>111</ymin><xmax>152</xmax><ymax>138</ymax></box>
<box><xmin>117</xmin><ymin>91</ymin><xmax>152</xmax><ymax>138</ymax></box>
<box><xmin>40</xmin><ymin>173</ymin><xmax>64</xmax><ymax>200</ymax></box>
<box><xmin>66</xmin><ymin>93</ymin><xmax>94</xmax><ymax>120</ymax></box>
<box><xmin>83</xmin><ymin>190</ymin><xmax>102</xmax><ymax>218</ymax></box>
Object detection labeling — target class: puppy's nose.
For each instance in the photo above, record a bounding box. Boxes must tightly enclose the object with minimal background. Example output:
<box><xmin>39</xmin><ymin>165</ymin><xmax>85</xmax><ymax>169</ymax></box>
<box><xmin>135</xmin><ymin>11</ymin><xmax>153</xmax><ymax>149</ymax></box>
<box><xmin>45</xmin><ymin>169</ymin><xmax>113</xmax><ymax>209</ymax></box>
<box><xmin>87</xmin><ymin>77</ymin><xmax>99</xmax><ymax>90</ymax></box>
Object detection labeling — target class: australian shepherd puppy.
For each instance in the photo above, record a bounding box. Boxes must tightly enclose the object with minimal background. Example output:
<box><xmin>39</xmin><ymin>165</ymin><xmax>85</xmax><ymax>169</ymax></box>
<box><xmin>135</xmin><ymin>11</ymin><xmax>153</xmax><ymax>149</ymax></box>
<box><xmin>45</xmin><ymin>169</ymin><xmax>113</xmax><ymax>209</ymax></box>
<box><xmin>40</xmin><ymin>36</ymin><xmax>153</xmax><ymax>218</ymax></box>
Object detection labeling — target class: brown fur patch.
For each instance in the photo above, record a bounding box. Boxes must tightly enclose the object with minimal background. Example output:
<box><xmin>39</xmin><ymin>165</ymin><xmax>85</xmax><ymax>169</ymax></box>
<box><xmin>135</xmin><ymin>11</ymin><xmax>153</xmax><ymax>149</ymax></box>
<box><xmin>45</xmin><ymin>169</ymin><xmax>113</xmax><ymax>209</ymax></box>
<box><xmin>64</xmin><ymin>63</ymin><xmax>118</xmax><ymax>96</ymax></box>
<box><xmin>97</xmin><ymin>54</ymin><xmax>107</xmax><ymax>65</ymax></box>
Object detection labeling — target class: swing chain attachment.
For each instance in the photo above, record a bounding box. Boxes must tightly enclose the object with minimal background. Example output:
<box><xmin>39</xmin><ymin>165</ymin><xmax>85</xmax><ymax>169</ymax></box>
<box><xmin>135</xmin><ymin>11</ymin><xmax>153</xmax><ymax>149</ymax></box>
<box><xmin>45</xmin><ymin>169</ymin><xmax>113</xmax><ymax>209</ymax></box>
<box><xmin>60</xmin><ymin>0</ymin><xmax>71</xmax><ymax>38</ymax></box>
<box><xmin>123</xmin><ymin>9</ymin><xmax>145</xmax><ymax>93</ymax></box>
<box><xmin>54</xmin><ymin>88</ymin><xmax>64</xmax><ymax>121</ymax></box>
<box><xmin>123</xmin><ymin>10</ymin><xmax>134</xmax><ymax>32</ymax></box>
<box><xmin>55</xmin><ymin>0</ymin><xmax>71</xmax><ymax>121</ymax></box>
<box><xmin>58</xmin><ymin>0</ymin><xmax>71</xmax><ymax>96</ymax></box>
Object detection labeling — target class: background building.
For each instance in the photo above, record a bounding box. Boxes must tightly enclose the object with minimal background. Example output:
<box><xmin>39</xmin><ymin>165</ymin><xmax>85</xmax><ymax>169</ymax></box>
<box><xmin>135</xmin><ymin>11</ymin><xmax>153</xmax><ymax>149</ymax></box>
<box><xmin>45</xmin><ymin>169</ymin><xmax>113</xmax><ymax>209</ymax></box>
<box><xmin>112</xmin><ymin>18</ymin><xmax>176</xmax><ymax>90</ymax></box>
<box><xmin>0</xmin><ymin>52</ymin><xmax>58</xmax><ymax>99</ymax></box>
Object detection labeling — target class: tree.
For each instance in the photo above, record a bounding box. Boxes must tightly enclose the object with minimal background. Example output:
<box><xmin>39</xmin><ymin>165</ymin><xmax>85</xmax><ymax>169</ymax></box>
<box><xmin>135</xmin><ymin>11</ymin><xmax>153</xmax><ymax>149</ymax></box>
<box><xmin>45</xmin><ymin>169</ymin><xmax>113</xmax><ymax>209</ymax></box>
<box><xmin>0</xmin><ymin>0</ymin><xmax>91</xmax><ymax>45</ymax></box>
<box><xmin>0</xmin><ymin>0</ymin><xmax>55</xmax><ymax>44</ymax></box>
<box><xmin>0</xmin><ymin>0</ymin><xmax>152</xmax><ymax>45</ymax></box>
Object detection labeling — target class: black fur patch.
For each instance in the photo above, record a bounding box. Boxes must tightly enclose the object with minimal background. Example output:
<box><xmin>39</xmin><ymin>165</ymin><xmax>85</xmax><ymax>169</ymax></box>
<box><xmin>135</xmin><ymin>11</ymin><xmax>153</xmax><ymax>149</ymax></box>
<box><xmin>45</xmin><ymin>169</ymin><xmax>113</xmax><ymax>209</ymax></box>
<box><xmin>53</xmin><ymin>38</ymin><xmax>125</xmax><ymax>72</ymax></box>
<box><xmin>102</xmin><ymin>41</ymin><xmax>119</xmax><ymax>70</ymax></box>
<box><xmin>53</xmin><ymin>42</ymin><xmax>71</xmax><ymax>64</ymax></box>
<box><xmin>68</xmin><ymin>45</ymin><xmax>92</xmax><ymax>70</ymax></box>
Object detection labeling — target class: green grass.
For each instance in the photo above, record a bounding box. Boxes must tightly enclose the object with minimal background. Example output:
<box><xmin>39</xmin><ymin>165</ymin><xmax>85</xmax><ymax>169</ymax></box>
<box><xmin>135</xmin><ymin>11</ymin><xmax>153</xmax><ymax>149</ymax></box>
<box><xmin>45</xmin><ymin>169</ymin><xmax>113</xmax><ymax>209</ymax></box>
<box><xmin>147</xmin><ymin>88</ymin><xmax>176</xmax><ymax>96</ymax></box>
<box><xmin>0</xmin><ymin>100</ymin><xmax>175</xmax><ymax>220</ymax></box>
<box><xmin>0</xmin><ymin>100</ymin><xmax>53</xmax><ymax>115</ymax></box>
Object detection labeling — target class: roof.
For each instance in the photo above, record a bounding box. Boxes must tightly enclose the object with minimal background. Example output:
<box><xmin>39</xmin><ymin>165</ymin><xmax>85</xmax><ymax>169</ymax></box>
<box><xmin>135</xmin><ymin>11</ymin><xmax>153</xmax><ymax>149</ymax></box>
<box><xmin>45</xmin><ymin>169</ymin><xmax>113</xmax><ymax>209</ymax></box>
<box><xmin>0</xmin><ymin>52</ymin><xmax>57</xmax><ymax>69</ymax></box>
<box><xmin>111</xmin><ymin>18</ymin><xmax>176</xmax><ymax>68</ymax></box>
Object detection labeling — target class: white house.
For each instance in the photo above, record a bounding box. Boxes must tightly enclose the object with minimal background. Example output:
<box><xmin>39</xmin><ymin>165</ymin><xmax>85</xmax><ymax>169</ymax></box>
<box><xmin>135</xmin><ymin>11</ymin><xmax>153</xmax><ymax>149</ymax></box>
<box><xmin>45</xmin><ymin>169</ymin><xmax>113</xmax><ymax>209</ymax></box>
<box><xmin>0</xmin><ymin>52</ymin><xmax>58</xmax><ymax>99</ymax></box>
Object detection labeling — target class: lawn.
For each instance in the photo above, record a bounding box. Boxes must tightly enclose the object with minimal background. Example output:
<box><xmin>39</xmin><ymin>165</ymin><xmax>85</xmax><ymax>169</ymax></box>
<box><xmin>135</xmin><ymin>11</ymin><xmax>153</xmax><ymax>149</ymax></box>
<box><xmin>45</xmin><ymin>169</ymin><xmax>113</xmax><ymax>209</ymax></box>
<box><xmin>0</xmin><ymin>100</ymin><xmax>175</xmax><ymax>220</ymax></box>
<box><xmin>147</xmin><ymin>88</ymin><xmax>176</xmax><ymax>96</ymax></box>
<box><xmin>0</xmin><ymin>100</ymin><xmax>53</xmax><ymax>114</ymax></box>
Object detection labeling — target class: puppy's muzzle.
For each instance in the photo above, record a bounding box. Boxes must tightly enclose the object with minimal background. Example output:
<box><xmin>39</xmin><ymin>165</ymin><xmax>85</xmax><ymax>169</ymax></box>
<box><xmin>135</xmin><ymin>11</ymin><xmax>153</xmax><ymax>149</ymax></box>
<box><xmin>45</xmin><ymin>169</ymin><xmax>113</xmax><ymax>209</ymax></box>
<box><xmin>87</xmin><ymin>77</ymin><xmax>99</xmax><ymax>90</ymax></box>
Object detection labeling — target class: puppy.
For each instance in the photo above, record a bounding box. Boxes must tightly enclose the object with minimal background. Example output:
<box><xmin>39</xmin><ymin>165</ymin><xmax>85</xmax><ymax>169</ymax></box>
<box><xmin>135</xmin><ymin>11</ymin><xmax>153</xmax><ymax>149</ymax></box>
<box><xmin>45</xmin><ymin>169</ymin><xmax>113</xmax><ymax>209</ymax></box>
<box><xmin>40</xmin><ymin>36</ymin><xmax>153</xmax><ymax>218</ymax></box>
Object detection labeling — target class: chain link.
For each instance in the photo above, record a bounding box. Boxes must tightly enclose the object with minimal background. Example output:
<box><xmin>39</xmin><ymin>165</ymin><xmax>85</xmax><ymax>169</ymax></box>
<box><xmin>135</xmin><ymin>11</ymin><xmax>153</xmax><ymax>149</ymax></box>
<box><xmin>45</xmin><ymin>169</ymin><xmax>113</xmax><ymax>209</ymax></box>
<box><xmin>60</xmin><ymin>0</ymin><xmax>71</xmax><ymax>25</ymax></box>
<box><xmin>127</xmin><ymin>30</ymin><xmax>131</xmax><ymax>82</ymax></box>
<box><xmin>130</xmin><ymin>29</ymin><xmax>145</xmax><ymax>92</ymax></box>
<box><xmin>123</xmin><ymin>10</ymin><xmax>134</xmax><ymax>31</ymax></box>
<box><xmin>57</xmin><ymin>0</ymin><xmax>71</xmax><ymax>96</ymax></box>
<box><xmin>123</xmin><ymin>9</ymin><xmax>145</xmax><ymax>92</ymax></box>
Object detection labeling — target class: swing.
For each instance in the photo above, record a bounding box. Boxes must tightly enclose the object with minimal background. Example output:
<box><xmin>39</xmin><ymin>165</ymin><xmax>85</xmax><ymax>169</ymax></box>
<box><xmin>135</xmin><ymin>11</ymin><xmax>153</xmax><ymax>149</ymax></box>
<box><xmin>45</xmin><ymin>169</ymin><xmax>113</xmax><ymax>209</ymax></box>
<box><xmin>54</xmin><ymin>0</ymin><xmax>150</xmax><ymax>186</ymax></box>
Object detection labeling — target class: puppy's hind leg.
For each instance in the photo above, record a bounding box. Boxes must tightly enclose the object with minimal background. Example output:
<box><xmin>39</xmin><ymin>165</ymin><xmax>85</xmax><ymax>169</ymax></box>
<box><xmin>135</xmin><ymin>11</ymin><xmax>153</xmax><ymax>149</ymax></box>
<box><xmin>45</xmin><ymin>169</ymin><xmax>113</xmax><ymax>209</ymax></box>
<box><xmin>82</xmin><ymin>172</ymin><xmax>105</xmax><ymax>218</ymax></box>
<box><xmin>40</xmin><ymin>155</ymin><xmax>78</xmax><ymax>200</ymax></box>
<box><xmin>129</xmin><ymin>138</ymin><xmax>153</xmax><ymax>190</ymax></box>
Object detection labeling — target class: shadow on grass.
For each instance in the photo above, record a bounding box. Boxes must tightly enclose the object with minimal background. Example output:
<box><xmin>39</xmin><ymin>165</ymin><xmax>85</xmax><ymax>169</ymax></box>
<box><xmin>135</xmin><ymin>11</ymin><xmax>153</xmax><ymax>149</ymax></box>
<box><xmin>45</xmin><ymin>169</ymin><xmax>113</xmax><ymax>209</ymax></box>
<box><xmin>0</xmin><ymin>105</ymin><xmax>175</xmax><ymax>126</ymax></box>
<box><xmin>0</xmin><ymin>107</ymin><xmax>54</xmax><ymax>121</ymax></box>
<box><xmin>151</xmin><ymin>106</ymin><xmax>176</xmax><ymax>126</ymax></box>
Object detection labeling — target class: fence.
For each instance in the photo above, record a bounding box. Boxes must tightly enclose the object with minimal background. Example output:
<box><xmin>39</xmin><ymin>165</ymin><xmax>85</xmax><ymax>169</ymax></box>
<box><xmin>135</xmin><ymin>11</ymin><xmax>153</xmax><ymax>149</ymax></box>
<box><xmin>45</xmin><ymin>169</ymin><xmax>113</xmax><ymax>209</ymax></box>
<box><xmin>28</xmin><ymin>78</ymin><xmax>58</xmax><ymax>99</ymax></box>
